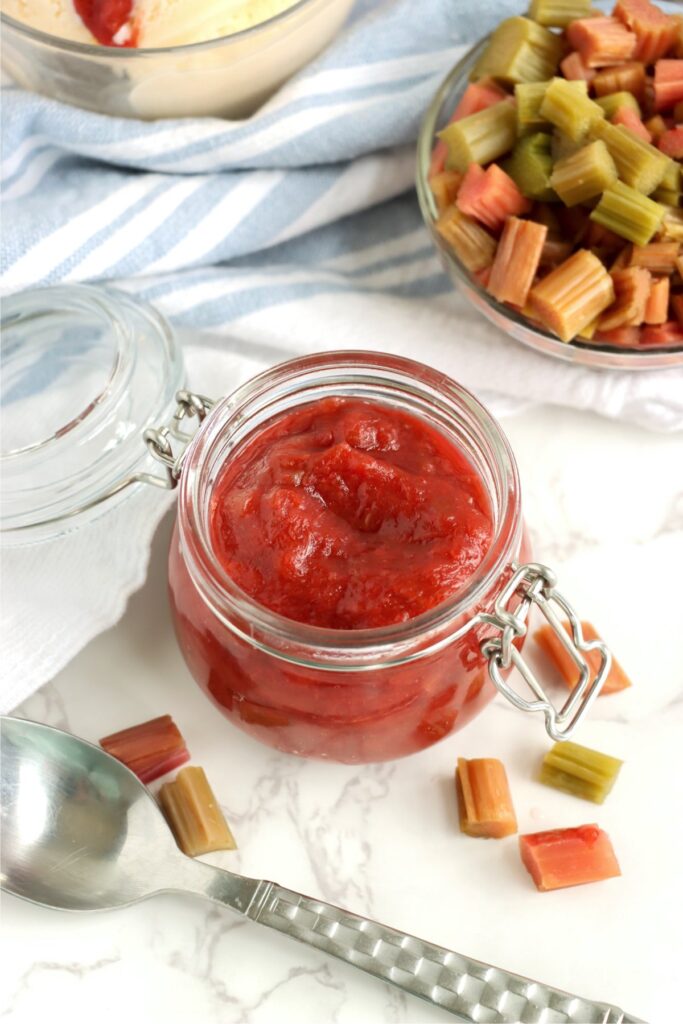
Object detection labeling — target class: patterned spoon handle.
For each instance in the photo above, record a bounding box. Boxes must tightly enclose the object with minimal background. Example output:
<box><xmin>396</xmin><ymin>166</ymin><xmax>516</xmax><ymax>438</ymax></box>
<box><xmin>252</xmin><ymin>883</ymin><xmax>643</xmax><ymax>1023</ymax></box>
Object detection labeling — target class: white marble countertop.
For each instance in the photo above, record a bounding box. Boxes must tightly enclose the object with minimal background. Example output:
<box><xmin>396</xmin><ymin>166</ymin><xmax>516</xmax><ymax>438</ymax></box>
<box><xmin>3</xmin><ymin>402</ymin><xmax>682</xmax><ymax>1024</ymax></box>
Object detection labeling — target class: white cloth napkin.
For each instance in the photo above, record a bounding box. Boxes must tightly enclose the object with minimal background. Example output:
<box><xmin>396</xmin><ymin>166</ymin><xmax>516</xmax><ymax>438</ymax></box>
<box><xmin>2</xmin><ymin>0</ymin><xmax>683</xmax><ymax>710</ymax></box>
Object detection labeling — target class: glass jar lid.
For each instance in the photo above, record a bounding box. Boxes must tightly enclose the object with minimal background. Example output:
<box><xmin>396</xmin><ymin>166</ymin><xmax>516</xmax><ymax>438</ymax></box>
<box><xmin>0</xmin><ymin>284</ymin><xmax>184</xmax><ymax>544</ymax></box>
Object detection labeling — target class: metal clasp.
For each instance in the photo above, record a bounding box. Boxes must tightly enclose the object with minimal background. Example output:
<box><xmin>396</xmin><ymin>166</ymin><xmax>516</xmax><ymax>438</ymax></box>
<box><xmin>480</xmin><ymin>562</ymin><xmax>612</xmax><ymax>742</ymax></box>
<box><xmin>141</xmin><ymin>390</ymin><xmax>215</xmax><ymax>491</ymax></box>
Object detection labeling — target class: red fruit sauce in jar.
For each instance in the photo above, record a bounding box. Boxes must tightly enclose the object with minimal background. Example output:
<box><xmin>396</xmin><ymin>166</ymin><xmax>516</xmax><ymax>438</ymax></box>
<box><xmin>169</xmin><ymin>353</ymin><xmax>530</xmax><ymax>763</ymax></box>
<box><xmin>209</xmin><ymin>398</ymin><xmax>493</xmax><ymax>630</ymax></box>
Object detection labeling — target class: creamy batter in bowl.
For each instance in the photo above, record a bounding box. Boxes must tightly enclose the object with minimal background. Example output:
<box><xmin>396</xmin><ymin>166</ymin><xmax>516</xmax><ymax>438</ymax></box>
<box><xmin>0</xmin><ymin>0</ymin><xmax>354</xmax><ymax>119</ymax></box>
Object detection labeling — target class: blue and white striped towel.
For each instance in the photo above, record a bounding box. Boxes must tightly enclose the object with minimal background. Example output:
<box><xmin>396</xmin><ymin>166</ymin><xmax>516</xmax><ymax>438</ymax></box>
<box><xmin>2</xmin><ymin>0</ymin><xmax>683</xmax><ymax>711</ymax></box>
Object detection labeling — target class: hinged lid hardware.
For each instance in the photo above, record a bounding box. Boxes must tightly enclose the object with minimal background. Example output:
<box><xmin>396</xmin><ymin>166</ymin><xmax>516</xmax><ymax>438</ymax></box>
<box><xmin>480</xmin><ymin>563</ymin><xmax>612</xmax><ymax>742</ymax></box>
<box><xmin>143</xmin><ymin>390</ymin><xmax>215</xmax><ymax>490</ymax></box>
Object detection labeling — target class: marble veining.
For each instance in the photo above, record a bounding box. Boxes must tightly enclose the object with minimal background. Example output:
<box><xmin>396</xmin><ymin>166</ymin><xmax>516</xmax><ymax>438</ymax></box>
<box><xmin>2</xmin><ymin>404</ymin><xmax>682</xmax><ymax>1024</ymax></box>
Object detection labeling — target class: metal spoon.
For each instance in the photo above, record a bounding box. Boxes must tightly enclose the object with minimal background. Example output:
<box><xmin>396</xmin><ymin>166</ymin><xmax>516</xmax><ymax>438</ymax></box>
<box><xmin>0</xmin><ymin>716</ymin><xmax>640</xmax><ymax>1023</ymax></box>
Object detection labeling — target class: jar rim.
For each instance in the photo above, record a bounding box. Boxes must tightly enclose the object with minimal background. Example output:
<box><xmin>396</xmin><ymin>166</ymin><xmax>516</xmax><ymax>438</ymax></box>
<box><xmin>177</xmin><ymin>351</ymin><xmax>522</xmax><ymax>662</ymax></box>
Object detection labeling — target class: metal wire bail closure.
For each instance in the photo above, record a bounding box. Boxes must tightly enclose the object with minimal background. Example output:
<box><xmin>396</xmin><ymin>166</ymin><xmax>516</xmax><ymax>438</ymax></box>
<box><xmin>480</xmin><ymin>563</ymin><xmax>612</xmax><ymax>743</ymax></box>
<box><xmin>142</xmin><ymin>390</ymin><xmax>215</xmax><ymax>490</ymax></box>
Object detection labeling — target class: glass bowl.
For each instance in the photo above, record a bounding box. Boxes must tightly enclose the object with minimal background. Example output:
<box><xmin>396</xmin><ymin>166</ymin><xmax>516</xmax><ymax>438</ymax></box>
<box><xmin>0</xmin><ymin>0</ymin><xmax>354</xmax><ymax>120</ymax></box>
<box><xmin>416</xmin><ymin>38</ymin><xmax>683</xmax><ymax>372</ymax></box>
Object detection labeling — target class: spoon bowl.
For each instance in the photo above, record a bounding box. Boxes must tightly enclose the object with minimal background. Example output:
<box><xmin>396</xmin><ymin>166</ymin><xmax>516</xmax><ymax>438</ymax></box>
<box><xmin>0</xmin><ymin>716</ymin><xmax>178</xmax><ymax>910</ymax></box>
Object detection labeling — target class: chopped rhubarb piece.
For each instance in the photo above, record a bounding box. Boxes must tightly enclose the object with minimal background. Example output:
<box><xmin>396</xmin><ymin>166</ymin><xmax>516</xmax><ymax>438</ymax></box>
<box><xmin>613</xmin><ymin>106</ymin><xmax>652</xmax><ymax>142</ymax></box>
<box><xmin>159</xmin><ymin>766</ymin><xmax>237</xmax><ymax>857</ymax></box>
<box><xmin>599</xmin><ymin>266</ymin><xmax>651</xmax><ymax>328</ymax></box>
<box><xmin>471</xmin><ymin>16</ymin><xmax>565</xmax><ymax>86</ymax></box>
<box><xmin>130</xmin><ymin>747</ymin><xmax>190</xmax><ymax>782</ymax></box>
<box><xmin>534</xmin><ymin>620</ymin><xmax>632</xmax><ymax>694</ymax></box>
<box><xmin>437</xmin><ymin>207</ymin><xmax>498</xmax><ymax>272</ymax></box>
<box><xmin>577</xmin><ymin>315</ymin><xmax>600</xmax><ymax>340</ymax></box>
<box><xmin>565</xmin><ymin>50</ymin><xmax>593</xmax><ymax>82</ymax></box>
<box><xmin>614</xmin><ymin>0</ymin><xmax>679</xmax><ymax>64</ymax></box>
<box><xmin>540</xmin><ymin>741</ymin><xmax>623</xmax><ymax>804</ymax></box>
<box><xmin>645</xmin><ymin>114</ymin><xmax>667</xmax><ymax>140</ymax></box>
<box><xmin>529</xmin><ymin>249</ymin><xmax>615</xmax><ymax>341</ymax></box>
<box><xmin>429</xmin><ymin>140</ymin><xmax>447</xmax><ymax>179</ymax></box>
<box><xmin>658</xmin><ymin>126</ymin><xmax>683</xmax><ymax>157</ymax></box>
<box><xmin>641</xmin><ymin>318</ymin><xmax>683</xmax><ymax>343</ymax></box>
<box><xmin>456</xmin><ymin>162</ymin><xmax>531</xmax><ymax>232</ymax></box>
<box><xmin>592</xmin><ymin>62</ymin><xmax>646</xmax><ymax>103</ymax></box>
<box><xmin>647</xmin><ymin>114</ymin><xmax>667</xmax><ymax>140</ymax></box>
<box><xmin>451</xmin><ymin>78</ymin><xmax>508</xmax><ymax>122</ymax></box>
<box><xmin>644</xmin><ymin>275</ymin><xmax>670</xmax><ymax>323</ymax></box>
<box><xmin>456</xmin><ymin>757</ymin><xmax>517</xmax><ymax>839</ymax></box>
<box><xmin>566</xmin><ymin>17</ymin><xmax>637</xmax><ymax>68</ymax></box>
<box><xmin>428</xmin><ymin>142</ymin><xmax>447</xmax><ymax>179</ymax></box>
<box><xmin>540</xmin><ymin>78</ymin><xmax>605</xmax><ymax>139</ymax></box>
<box><xmin>487</xmin><ymin>216</ymin><xmax>547</xmax><ymax>306</ymax></box>
<box><xmin>429</xmin><ymin>106</ymin><xmax>467</xmax><ymax>179</ymax></box>
<box><xmin>100</xmin><ymin>715</ymin><xmax>190</xmax><ymax>784</ymax></box>
<box><xmin>654</xmin><ymin>59</ymin><xmax>683</xmax><ymax>112</ymax></box>
<box><xmin>519</xmin><ymin>825</ymin><xmax>621</xmax><ymax>892</ymax></box>
<box><xmin>595</xmin><ymin>325</ymin><xmax>641</xmax><ymax>344</ymax></box>
<box><xmin>560</xmin><ymin>50</ymin><xmax>596</xmax><ymax>83</ymax></box>
<box><xmin>660</xmin><ymin>205</ymin><xmax>683</xmax><ymax>241</ymax></box>
<box><xmin>439</xmin><ymin>100</ymin><xmax>518</xmax><ymax>172</ymax></box>
<box><xmin>430</xmin><ymin>170</ymin><xmax>463</xmax><ymax>213</ymax></box>
<box><xmin>630</xmin><ymin>240</ymin><xmax>680</xmax><ymax>272</ymax></box>
<box><xmin>474</xmin><ymin>266</ymin><xmax>492</xmax><ymax>288</ymax></box>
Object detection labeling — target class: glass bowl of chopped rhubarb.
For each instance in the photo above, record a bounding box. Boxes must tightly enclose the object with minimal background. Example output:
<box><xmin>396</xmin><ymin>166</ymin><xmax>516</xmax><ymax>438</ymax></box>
<box><xmin>416</xmin><ymin>0</ymin><xmax>683</xmax><ymax>369</ymax></box>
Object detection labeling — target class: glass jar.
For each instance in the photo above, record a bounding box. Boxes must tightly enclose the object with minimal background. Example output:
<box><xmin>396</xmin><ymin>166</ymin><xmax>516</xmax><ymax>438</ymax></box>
<box><xmin>164</xmin><ymin>352</ymin><xmax>607</xmax><ymax>763</ymax></box>
<box><xmin>1</xmin><ymin>287</ymin><xmax>610</xmax><ymax>763</ymax></box>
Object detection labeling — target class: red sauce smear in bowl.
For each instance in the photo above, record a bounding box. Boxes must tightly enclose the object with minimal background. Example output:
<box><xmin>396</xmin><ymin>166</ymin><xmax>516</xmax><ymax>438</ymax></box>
<box><xmin>74</xmin><ymin>0</ymin><xmax>137</xmax><ymax>47</ymax></box>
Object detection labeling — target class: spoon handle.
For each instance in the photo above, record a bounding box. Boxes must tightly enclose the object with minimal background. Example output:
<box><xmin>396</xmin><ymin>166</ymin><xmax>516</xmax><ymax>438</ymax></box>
<box><xmin>249</xmin><ymin>883</ymin><xmax>642</xmax><ymax>1023</ymax></box>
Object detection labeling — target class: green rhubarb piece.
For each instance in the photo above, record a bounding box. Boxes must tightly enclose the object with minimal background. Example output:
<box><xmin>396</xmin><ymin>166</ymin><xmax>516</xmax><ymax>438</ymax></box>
<box><xmin>595</xmin><ymin>91</ymin><xmax>642</xmax><ymax>120</ymax></box>
<box><xmin>528</xmin><ymin>0</ymin><xmax>592</xmax><ymax>28</ymax></box>
<box><xmin>591</xmin><ymin>120</ymin><xmax>673</xmax><ymax>195</ymax></box>
<box><xmin>659</xmin><ymin>206</ymin><xmax>683</xmax><ymax>241</ymax></box>
<box><xmin>472</xmin><ymin>17</ymin><xmax>564</xmax><ymax>86</ymax></box>
<box><xmin>652</xmin><ymin>188</ymin><xmax>683</xmax><ymax>207</ymax></box>
<box><xmin>540</xmin><ymin>78</ymin><xmax>605</xmax><ymax>142</ymax></box>
<box><xmin>550</xmin><ymin>140</ymin><xmax>618</xmax><ymax>207</ymax></box>
<box><xmin>516</xmin><ymin>81</ymin><xmax>552</xmax><ymax>133</ymax></box>
<box><xmin>439</xmin><ymin>101</ymin><xmax>517</xmax><ymax>172</ymax></box>
<box><xmin>516</xmin><ymin>78</ymin><xmax>588</xmax><ymax>136</ymax></box>
<box><xmin>551</xmin><ymin>129</ymin><xmax>583</xmax><ymax>162</ymax></box>
<box><xmin>503</xmin><ymin>132</ymin><xmax>556</xmax><ymax>201</ymax></box>
<box><xmin>539</xmin><ymin>741</ymin><xmax>623</xmax><ymax>804</ymax></box>
<box><xmin>590</xmin><ymin>181</ymin><xmax>665</xmax><ymax>246</ymax></box>
<box><xmin>661</xmin><ymin>160</ymin><xmax>682</xmax><ymax>192</ymax></box>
